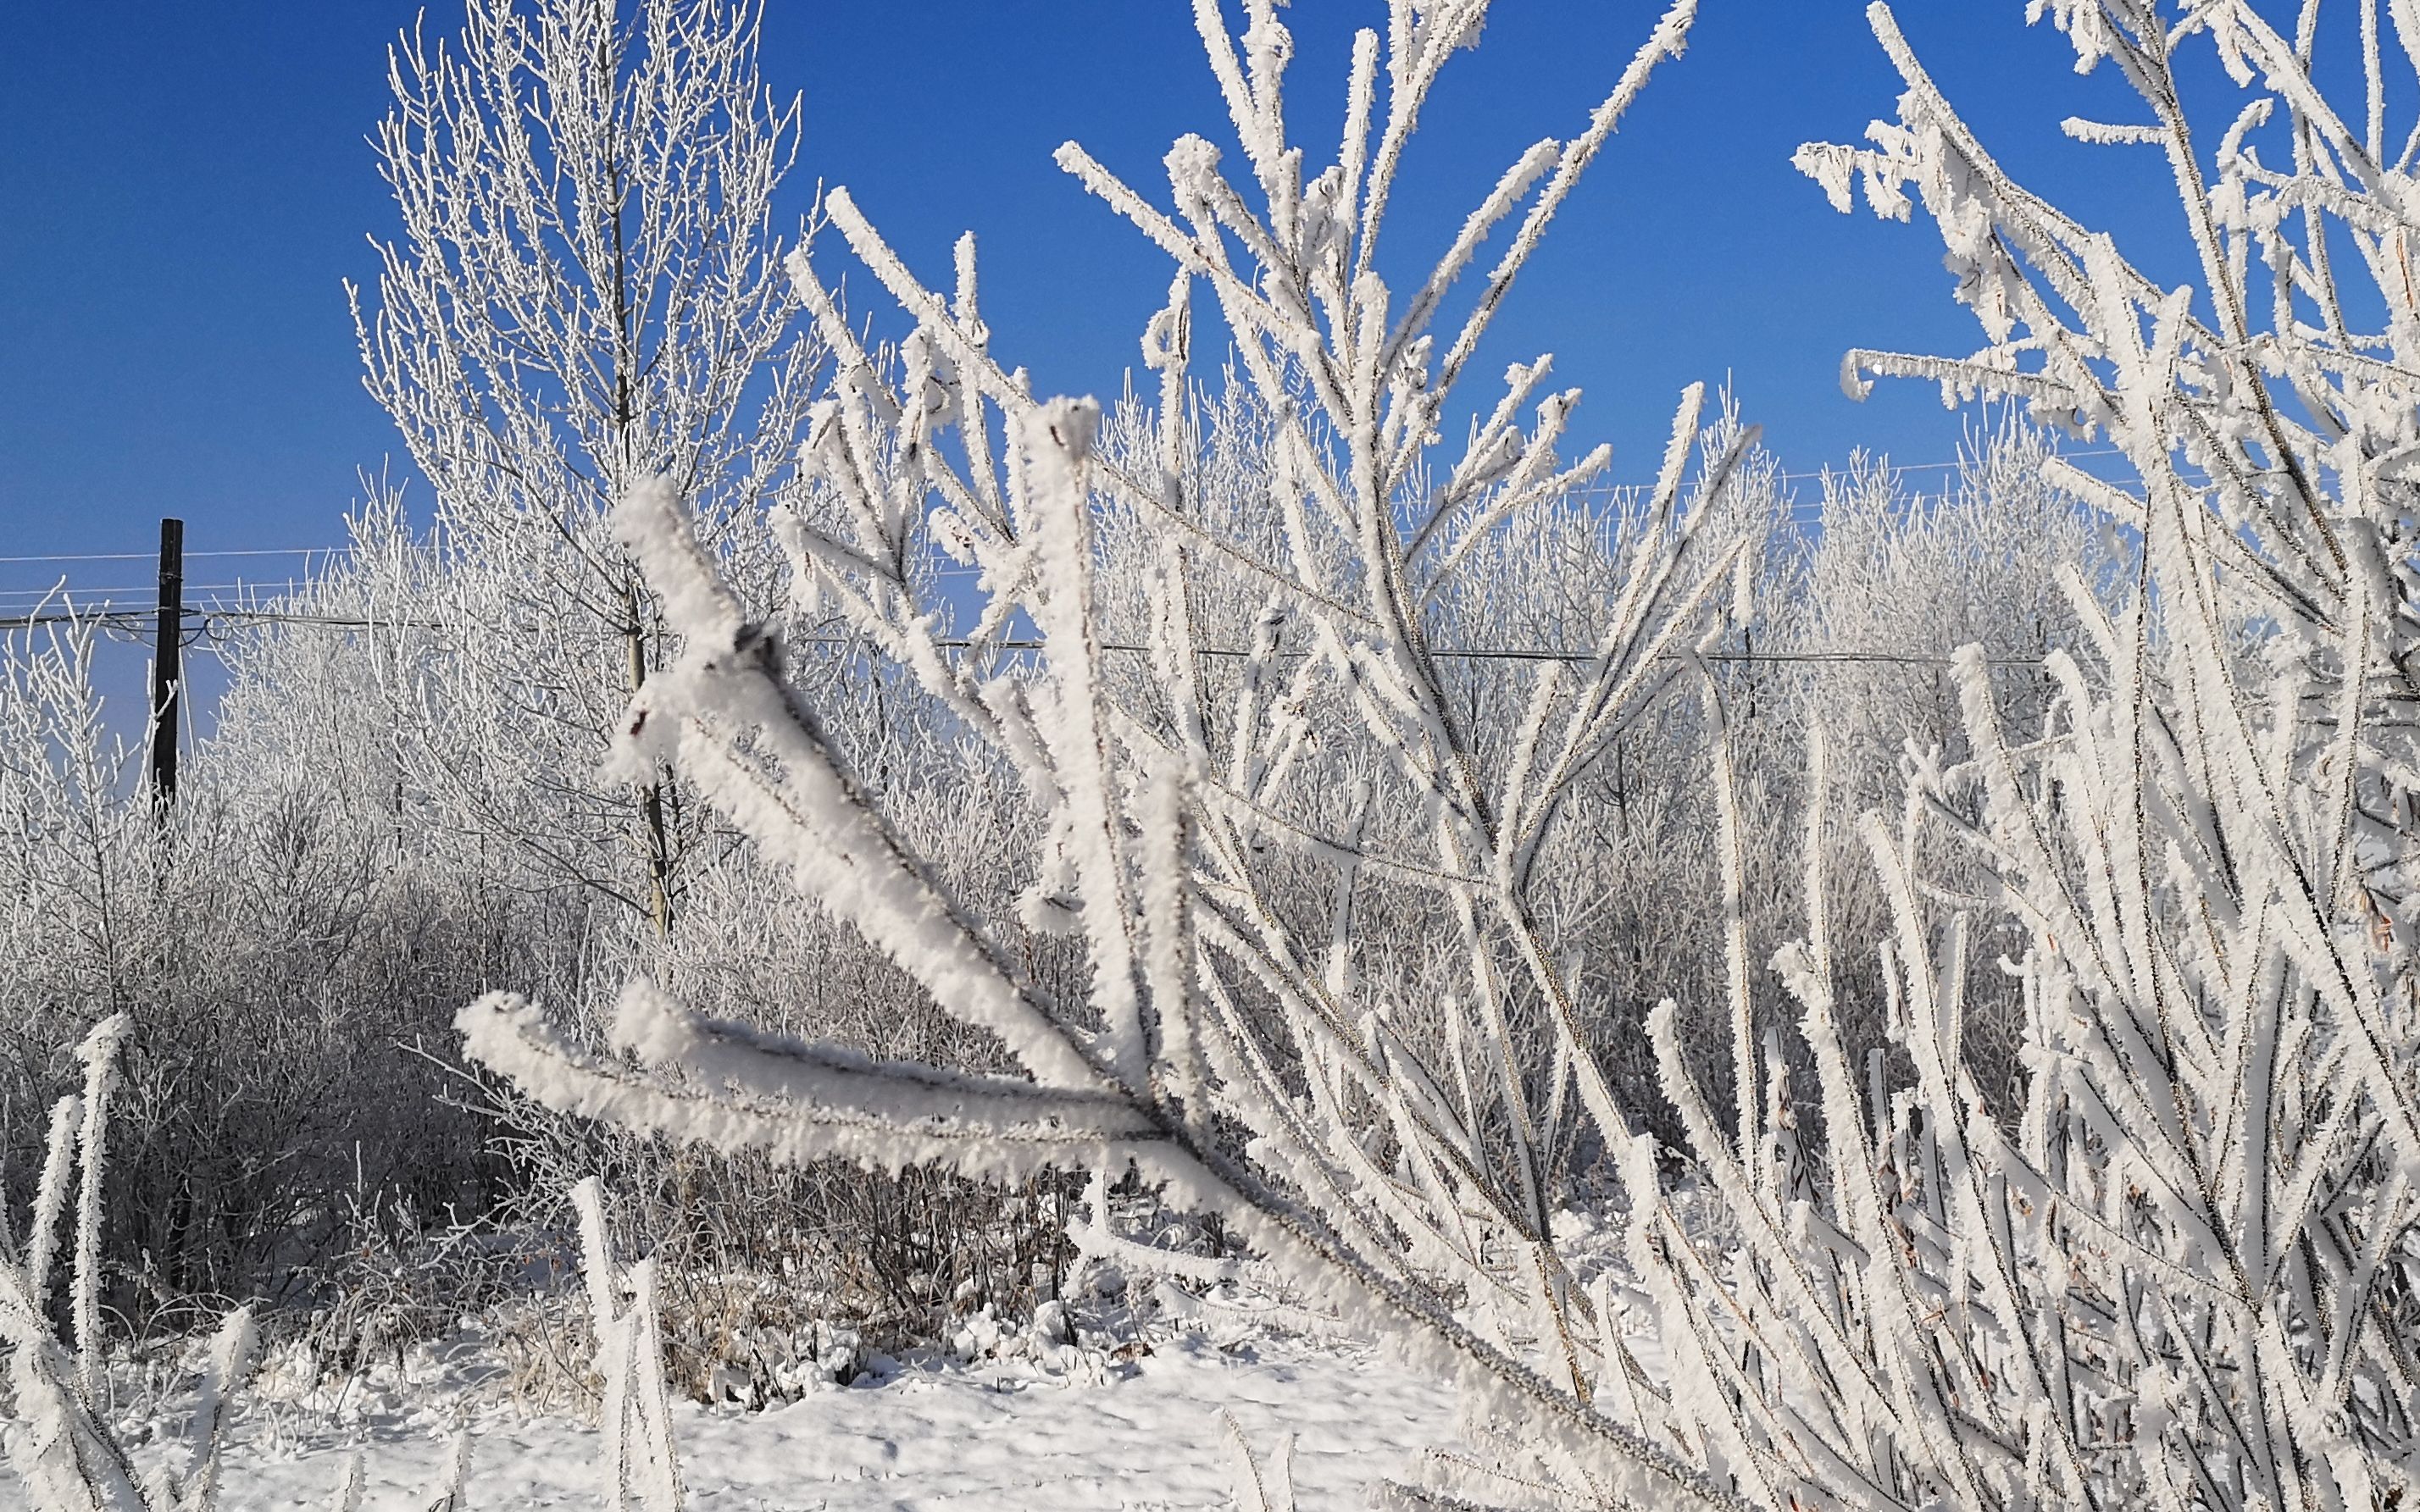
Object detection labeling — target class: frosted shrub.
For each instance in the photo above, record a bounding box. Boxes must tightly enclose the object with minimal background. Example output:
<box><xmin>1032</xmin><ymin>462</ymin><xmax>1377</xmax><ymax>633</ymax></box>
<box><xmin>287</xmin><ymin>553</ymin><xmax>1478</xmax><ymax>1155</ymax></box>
<box><xmin>0</xmin><ymin>1020</ymin><xmax>685</xmax><ymax>1511</ymax></box>
<box><xmin>0</xmin><ymin>1016</ymin><xmax>258</xmax><ymax>1512</ymax></box>
<box><xmin>0</xmin><ymin>612</ymin><xmax>497</xmax><ymax>1321</ymax></box>
<box><xmin>1604</xmin><ymin>1</ymin><xmax>2420</xmax><ymax>1504</ymax></box>
<box><xmin>465</xmin><ymin>0</ymin><xmax>1773</xmax><ymax>1505</ymax></box>
<box><xmin>440</xmin><ymin>0</ymin><xmax>2409</xmax><ymax>1506</ymax></box>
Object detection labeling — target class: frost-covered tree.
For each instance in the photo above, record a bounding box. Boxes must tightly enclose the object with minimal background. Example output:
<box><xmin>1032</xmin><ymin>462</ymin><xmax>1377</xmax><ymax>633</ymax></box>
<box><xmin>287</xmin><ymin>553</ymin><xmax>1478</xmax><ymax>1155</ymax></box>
<box><xmin>350</xmin><ymin>0</ymin><xmax>820</xmax><ymax>934</ymax></box>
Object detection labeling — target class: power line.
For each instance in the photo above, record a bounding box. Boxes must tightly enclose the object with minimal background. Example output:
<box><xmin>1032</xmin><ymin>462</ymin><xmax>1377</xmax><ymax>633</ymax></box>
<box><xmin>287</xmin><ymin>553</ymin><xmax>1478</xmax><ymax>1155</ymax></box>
<box><xmin>807</xmin><ymin>637</ymin><xmax>2052</xmax><ymax>669</ymax></box>
<box><xmin>0</xmin><ymin>546</ymin><xmax>335</xmax><ymax>564</ymax></box>
<box><xmin>0</xmin><ymin>582</ymin><xmax>305</xmax><ymax>601</ymax></box>
<box><xmin>0</xmin><ymin>604</ymin><xmax>2052</xmax><ymax>668</ymax></box>
<box><xmin>0</xmin><ymin>446</ymin><xmax>2151</xmax><ymax>572</ymax></box>
<box><xmin>0</xmin><ymin>607</ymin><xmax>441</xmax><ymax>634</ymax></box>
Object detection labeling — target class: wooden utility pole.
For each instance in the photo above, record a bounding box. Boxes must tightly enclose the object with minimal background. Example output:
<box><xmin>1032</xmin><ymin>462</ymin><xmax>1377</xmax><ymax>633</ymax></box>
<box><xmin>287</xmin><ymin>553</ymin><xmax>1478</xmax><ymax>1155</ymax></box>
<box><xmin>149</xmin><ymin>517</ymin><xmax>184</xmax><ymax>808</ymax></box>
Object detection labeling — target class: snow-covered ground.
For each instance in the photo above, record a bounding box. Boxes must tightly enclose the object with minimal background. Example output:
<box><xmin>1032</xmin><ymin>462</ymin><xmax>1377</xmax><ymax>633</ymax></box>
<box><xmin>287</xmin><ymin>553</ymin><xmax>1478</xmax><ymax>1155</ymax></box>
<box><xmin>8</xmin><ymin>1328</ymin><xmax>1457</xmax><ymax>1511</ymax></box>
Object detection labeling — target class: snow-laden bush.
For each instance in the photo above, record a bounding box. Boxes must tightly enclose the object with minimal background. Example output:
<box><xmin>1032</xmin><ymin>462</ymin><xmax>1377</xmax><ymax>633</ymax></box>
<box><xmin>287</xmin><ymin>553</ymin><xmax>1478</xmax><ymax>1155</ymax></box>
<box><xmin>0</xmin><ymin>612</ymin><xmax>501</xmax><ymax>1322</ymax></box>
<box><xmin>1616</xmin><ymin>2</ymin><xmax>2420</xmax><ymax>1503</ymax></box>
<box><xmin>0</xmin><ymin>1019</ymin><xmax>685</xmax><ymax>1512</ymax></box>
<box><xmin>463</xmin><ymin>0</ymin><xmax>2420</xmax><ymax>1508</ymax></box>
<box><xmin>465</xmin><ymin>0</ymin><xmax>1766</xmax><ymax>1505</ymax></box>
<box><xmin>0</xmin><ymin>1017</ymin><xmax>272</xmax><ymax>1512</ymax></box>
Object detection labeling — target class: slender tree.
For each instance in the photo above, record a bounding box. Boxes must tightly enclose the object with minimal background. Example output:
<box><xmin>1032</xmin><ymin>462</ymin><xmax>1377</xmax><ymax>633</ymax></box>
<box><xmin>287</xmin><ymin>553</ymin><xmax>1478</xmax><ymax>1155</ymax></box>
<box><xmin>351</xmin><ymin>0</ymin><xmax>820</xmax><ymax>935</ymax></box>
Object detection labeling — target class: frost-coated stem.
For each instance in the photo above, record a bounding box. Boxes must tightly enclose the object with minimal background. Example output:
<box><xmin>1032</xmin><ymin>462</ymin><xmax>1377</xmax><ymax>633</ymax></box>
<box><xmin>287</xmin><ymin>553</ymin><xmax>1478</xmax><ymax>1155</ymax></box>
<box><xmin>70</xmin><ymin>1014</ymin><xmax>125</xmax><ymax>1410</ymax></box>
<box><xmin>26</xmin><ymin>1094</ymin><xmax>80</xmax><ymax>1303</ymax></box>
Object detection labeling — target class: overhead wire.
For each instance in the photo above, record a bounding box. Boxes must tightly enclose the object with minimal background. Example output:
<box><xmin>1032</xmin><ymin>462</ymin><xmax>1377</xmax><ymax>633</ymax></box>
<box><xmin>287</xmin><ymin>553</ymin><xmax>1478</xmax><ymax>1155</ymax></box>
<box><xmin>3</xmin><ymin>441</ymin><xmax>2145</xmax><ymax>659</ymax></box>
<box><xmin>0</xmin><ymin>604</ymin><xmax>2056</xmax><ymax>668</ymax></box>
<box><xmin>0</xmin><ymin>444</ymin><xmax>2145</xmax><ymax>573</ymax></box>
<box><xmin>0</xmin><ymin>546</ymin><xmax>336</xmax><ymax>564</ymax></box>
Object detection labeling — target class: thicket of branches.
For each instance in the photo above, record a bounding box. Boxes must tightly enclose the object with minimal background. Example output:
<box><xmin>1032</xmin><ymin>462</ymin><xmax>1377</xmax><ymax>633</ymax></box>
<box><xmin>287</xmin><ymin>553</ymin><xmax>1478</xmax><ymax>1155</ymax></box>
<box><xmin>2</xmin><ymin>0</ymin><xmax>2106</xmax><ymax>1386</ymax></box>
<box><xmin>12</xmin><ymin>0</ymin><xmax>2418</xmax><ymax>1509</ymax></box>
<box><xmin>0</xmin><ymin>397</ymin><xmax>2101</xmax><ymax>1361</ymax></box>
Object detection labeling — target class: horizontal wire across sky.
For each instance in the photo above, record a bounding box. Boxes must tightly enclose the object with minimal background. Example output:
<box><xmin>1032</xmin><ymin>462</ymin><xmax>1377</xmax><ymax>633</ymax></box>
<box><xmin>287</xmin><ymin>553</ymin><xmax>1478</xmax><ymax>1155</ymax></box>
<box><xmin>3</xmin><ymin>445</ymin><xmax>2144</xmax><ymax>667</ymax></box>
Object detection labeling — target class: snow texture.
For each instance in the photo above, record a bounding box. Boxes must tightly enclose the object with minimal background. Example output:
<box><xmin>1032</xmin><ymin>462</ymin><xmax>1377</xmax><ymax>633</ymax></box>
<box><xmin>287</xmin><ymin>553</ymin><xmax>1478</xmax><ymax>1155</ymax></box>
<box><xmin>0</xmin><ymin>1334</ymin><xmax>1455</xmax><ymax>1512</ymax></box>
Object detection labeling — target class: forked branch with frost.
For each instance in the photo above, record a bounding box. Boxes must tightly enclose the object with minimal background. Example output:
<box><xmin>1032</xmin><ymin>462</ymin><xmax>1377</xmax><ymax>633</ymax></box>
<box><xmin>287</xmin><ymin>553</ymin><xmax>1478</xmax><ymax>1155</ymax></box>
<box><xmin>462</xmin><ymin>0</ymin><xmax>1778</xmax><ymax>1505</ymax></box>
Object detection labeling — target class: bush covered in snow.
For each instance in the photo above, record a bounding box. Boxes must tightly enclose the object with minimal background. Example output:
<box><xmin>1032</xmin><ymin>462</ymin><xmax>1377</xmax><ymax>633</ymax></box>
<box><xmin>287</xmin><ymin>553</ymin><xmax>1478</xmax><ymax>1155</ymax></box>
<box><xmin>461</xmin><ymin>0</ymin><xmax>2420</xmax><ymax>1507</ymax></box>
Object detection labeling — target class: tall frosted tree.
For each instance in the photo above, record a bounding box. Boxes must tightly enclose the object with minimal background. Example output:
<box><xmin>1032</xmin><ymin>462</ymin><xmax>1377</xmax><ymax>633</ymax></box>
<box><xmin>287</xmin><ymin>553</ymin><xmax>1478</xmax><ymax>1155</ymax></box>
<box><xmin>352</xmin><ymin>0</ymin><xmax>820</xmax><ymax>934</ymax></box>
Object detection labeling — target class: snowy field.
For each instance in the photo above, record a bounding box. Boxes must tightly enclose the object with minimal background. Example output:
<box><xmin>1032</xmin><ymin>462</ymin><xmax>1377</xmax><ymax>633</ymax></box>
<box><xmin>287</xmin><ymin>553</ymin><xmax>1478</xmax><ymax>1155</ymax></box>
<box><xmin>1</xmin><ymin>1331</ymin><xmax>1456</xmax><ymax>1511</ymax></box>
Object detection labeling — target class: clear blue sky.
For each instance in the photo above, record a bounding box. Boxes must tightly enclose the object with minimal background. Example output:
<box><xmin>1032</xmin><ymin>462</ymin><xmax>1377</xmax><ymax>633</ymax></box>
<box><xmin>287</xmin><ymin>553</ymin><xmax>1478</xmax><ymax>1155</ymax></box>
<box><xmin>1</xmin><ymin>1</ymin><xmax>2221</xmax><ymax>601</ymax></box>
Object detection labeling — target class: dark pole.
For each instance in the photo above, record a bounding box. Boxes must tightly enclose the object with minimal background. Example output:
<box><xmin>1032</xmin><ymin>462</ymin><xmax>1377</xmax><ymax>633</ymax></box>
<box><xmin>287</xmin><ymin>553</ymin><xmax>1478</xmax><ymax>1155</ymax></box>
<box><xmin>149</xmin><ymin>518</ymin><xmax>184</xmax><ymax>809</ymax></box>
